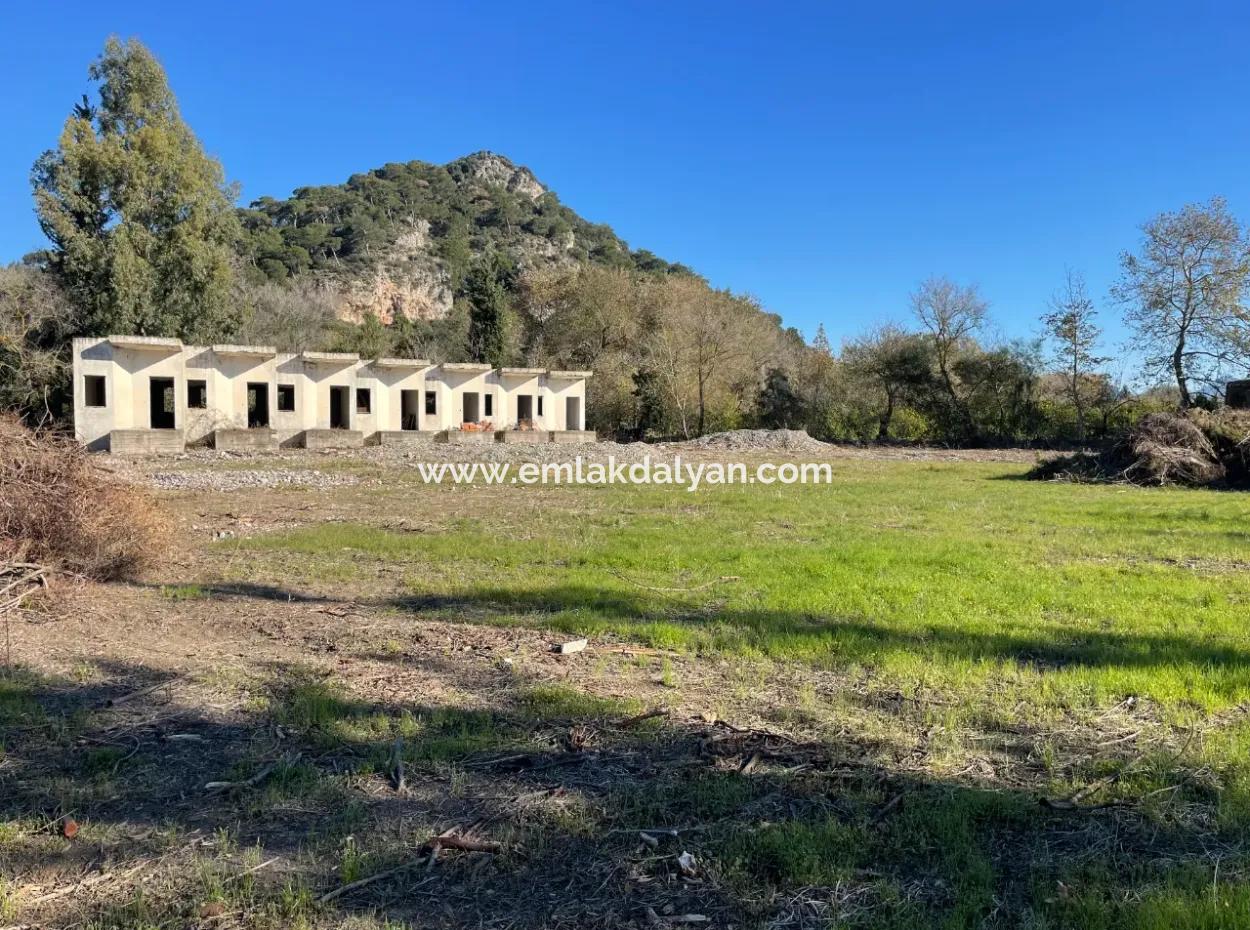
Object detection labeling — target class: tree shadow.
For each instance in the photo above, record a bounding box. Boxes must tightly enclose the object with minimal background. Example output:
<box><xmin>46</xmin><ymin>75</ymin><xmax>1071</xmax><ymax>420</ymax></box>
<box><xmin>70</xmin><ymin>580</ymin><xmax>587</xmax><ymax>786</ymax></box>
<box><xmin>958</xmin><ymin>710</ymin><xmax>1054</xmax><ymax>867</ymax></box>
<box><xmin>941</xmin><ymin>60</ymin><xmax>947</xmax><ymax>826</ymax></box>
<box><xmin>3</xmin><ymin>650</ymin><xmax>1247</xmax><ymax>929</ymax></box>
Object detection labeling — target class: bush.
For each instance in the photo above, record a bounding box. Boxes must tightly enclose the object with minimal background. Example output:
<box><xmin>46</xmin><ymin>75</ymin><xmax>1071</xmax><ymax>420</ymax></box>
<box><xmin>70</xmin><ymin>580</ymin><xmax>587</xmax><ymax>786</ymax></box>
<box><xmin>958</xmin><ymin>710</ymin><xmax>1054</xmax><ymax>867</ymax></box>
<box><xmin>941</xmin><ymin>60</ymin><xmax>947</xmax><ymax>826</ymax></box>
<box><xmin>0</xmin><ymin>416</ymin><xmax>168</xmax><ymax>579</ymax></box>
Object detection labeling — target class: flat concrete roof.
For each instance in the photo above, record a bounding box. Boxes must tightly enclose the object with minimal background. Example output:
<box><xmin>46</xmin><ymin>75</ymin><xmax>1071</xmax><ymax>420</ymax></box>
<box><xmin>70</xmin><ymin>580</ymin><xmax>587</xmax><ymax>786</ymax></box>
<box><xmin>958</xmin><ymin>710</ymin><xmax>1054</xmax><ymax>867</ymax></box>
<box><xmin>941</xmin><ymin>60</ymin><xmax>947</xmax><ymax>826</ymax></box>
<box><xmin>497</xmin><ymin>367</ymin><xmax>546</xmax><ymax>376</ymax></box>
<box><xmin>546</xmin><ymin>370</ymin><xmax>593</xmax><ymax>380</ymax></box>
<box><xmin>211</xmin><ymin>344</ymin><xmax>277</xmax><ymax>358</ymax></box>
<box><xmin>107</xmin><ymin>335</ymin><xmax>183</xmax><ymax>351</ymax></box>
<box><xmin>302</xmin><ymin>351</ymin><xmax>359</xmax><ymax>363</ymax></box>
<box><xmin>373</xmin><ymin>357</ymin><xmax>432</xmax><ymax>369</ymax></box>
<box><xmin>441</xmin><ymin>362</ymin><xmax>493</xmax><ymax>372</ymax></box>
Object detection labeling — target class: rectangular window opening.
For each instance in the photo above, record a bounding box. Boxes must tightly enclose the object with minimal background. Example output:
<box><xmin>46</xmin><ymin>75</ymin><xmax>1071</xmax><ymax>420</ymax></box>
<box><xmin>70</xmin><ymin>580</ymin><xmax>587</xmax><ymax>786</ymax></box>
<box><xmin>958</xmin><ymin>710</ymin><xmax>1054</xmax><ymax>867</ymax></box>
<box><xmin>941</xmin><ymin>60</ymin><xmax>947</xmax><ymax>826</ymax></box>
<box><xmin>277</xmin><ymin>384</ymin><xmax>295</xmax><ymax>412</ymax></box>
<box><xmin>187</xmin><ymin>380</ymin><xmax>207</xmax><ymax>409</ymax></box>
<box><xmin>484</xmin><ymin>394</ymin><xmax>493</xmax><ymax>417</ymax></box>
<box><xmin>425</xmin><ymin>392</ymin><xmax>437</xmax><ymax>415</ymax></box>
<box><xmin>537</xmin><ymin>395</ymin><xmax>544</xmax><ymax>416</ymax></box>
<box><xmin>84</xmin><ymin>375</ymin><xmax>106</xmax><ymax>408</ymax></box>
<box><xmin>356</xmin><ymin>388</ymin><xmax>371</xmax><ymax>414</ymax></box>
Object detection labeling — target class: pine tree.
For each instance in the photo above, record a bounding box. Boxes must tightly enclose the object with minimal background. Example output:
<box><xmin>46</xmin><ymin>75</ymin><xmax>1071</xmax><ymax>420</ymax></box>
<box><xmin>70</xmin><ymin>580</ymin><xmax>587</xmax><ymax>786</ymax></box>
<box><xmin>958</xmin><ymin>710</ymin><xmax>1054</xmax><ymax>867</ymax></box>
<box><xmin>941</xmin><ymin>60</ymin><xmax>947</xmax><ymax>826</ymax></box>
<box><xmin>32</xmin><ymin>37</ymin><xmax>240</xmax><ymax>341</ymax></box>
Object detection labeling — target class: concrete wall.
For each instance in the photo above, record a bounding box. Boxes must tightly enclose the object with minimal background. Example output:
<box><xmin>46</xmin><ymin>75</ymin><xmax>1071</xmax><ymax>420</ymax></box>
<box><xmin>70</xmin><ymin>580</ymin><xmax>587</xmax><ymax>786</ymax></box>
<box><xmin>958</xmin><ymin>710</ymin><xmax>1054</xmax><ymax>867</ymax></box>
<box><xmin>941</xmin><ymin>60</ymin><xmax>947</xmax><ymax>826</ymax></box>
<box><xmin>72</xmin><ymin>337</ymin><xmax>592</xmax><ymax>450</ymax></box>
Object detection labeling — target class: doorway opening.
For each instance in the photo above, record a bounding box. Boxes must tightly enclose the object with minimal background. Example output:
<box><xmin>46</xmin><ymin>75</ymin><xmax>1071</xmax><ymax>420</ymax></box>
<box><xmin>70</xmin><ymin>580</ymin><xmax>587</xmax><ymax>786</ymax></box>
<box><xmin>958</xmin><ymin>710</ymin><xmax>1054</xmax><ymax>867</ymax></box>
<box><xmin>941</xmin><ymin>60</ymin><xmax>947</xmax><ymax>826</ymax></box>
<box><xmin>149</xmin><ymin>378</ymin><xmax>175</xmax><ymax>430</ymax></box>
<box><xmin>462</xmin><ymin>392</ymin><xmax>480</xmax><ymax>425</ymax></box>
<box><xmin>401</xmin><ymin>390</ymin><xmax>420</xmax><ymax>430</ymax></box>
<box><xmin>566</xmin><ymin>396</ymin><xmax>582</xmax><ymax>431</ymax></box>
<box><xmin>247</xmin><ymin>383</ymin><xmax>270</xmax><ymax>428</ymax></box>
<box><xmin>330</xmin><ymin>386</ymin><xmax>350</xmax><ymax>429</ymax></box>
<box><xmin>516</xmin><ymin>394</ymin><xmax>533</xmax><ymax>427</ymax></box>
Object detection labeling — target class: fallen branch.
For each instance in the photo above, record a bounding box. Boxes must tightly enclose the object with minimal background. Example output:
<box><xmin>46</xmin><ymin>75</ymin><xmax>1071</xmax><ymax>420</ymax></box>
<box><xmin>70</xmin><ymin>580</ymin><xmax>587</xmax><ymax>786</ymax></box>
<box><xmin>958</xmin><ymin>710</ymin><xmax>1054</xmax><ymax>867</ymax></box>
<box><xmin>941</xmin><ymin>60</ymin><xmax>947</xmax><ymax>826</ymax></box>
<box><xmin>205</xmin><ymin>753</ymin><xmax>300</xmax><ymax>793</ymax></box>
<box><xmin>424</xmin><ymin>826</ymin><xmax>502</xmax><ymax>855</ymax></box>
<box><xmin>317</xmin><ymin>862</ymin><xmax>433</xmax><ymax>904</ymax></box>
<box><xmin>101</xmin><ymin>678</ymin><xmax>178</xmax><ymax>709</ymax></box>
<box><xmin>223</xmin><ymin>856</ymin><xmax>279</xmax><ymax>885</ymax></box>
<box><xmin>613</xmin><ymin>708</ymin><xmax>670</xmax><ymax>729</ymax></box>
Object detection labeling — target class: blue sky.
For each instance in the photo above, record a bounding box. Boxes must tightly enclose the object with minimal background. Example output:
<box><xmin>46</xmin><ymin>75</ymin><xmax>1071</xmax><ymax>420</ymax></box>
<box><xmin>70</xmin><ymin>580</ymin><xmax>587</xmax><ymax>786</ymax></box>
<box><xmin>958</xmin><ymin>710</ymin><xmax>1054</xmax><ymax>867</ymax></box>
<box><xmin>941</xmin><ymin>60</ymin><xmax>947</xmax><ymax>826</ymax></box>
<box><xmin>4</xmin><ymin>1</ymin><xmax>1250</xmax><ymax>356</ymax></box>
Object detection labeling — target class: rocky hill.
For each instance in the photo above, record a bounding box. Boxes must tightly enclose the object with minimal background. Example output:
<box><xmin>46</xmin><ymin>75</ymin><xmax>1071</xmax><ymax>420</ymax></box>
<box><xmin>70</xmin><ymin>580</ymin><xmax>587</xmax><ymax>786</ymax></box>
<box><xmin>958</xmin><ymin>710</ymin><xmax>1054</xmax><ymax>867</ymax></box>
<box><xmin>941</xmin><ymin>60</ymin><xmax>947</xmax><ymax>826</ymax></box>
<box><xmin>236</xmin><ymin>152</ymin><xmax>689</xmax><ymax>324</ymax></box>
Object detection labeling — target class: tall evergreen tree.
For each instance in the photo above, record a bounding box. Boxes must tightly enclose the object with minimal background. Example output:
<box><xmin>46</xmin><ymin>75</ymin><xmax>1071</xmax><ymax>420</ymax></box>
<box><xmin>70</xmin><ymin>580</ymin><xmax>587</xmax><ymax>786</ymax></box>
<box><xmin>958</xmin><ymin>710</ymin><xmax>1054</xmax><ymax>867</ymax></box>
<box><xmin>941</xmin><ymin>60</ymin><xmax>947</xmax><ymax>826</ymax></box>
<box><xmin>465</xmin><ymin>252</ymin><xmax>513</xmax><ymax>366</ymax></box>
<box><xmin>32</xmin><ymin>37</ymin><xmax>240</xmax><ymax>341</ymax></box>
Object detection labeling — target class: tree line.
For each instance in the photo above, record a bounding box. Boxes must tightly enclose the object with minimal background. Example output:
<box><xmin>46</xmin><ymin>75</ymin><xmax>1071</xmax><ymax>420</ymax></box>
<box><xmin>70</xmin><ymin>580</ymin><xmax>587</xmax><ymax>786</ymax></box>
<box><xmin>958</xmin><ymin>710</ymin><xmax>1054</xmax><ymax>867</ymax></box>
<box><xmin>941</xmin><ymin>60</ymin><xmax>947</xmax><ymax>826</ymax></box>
<box><xmin>4</xmin><ymin>37</ymin><xmax>1250</xmax><ymax>444</ymax></box>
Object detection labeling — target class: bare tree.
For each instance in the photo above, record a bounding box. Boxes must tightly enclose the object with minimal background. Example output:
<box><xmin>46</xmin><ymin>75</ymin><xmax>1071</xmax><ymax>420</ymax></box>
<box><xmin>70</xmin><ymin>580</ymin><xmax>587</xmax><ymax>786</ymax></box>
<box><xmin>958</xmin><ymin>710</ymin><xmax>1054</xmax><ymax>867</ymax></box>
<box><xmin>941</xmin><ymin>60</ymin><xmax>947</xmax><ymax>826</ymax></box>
<box><xmin>0</xmin><ymin>263</ymin><xmax>73</xmax><ymax>424</ymax></box>
<box><xmin>1042</xmin><ymin>270</ymin><xmax>1106</xmax><ymax>439</ymax></box>
<box><xmin>233</xmin><ymin>278</ymin><xmax>341</xmax><ymax>352</ymax></box>
<box><xmin>911</xmin><ymin>276</ymin><xmax>988</xmax><ymax>437</ymax></box>
<box><xmin>642</xmin><ymin>277</ymin><xmax>763</xmax><ymax>437</ymax></box>
<box><xmin>1112</xmin><ymin>197</ymin><xmax>1250</xmax><ymax>408</ymax></box>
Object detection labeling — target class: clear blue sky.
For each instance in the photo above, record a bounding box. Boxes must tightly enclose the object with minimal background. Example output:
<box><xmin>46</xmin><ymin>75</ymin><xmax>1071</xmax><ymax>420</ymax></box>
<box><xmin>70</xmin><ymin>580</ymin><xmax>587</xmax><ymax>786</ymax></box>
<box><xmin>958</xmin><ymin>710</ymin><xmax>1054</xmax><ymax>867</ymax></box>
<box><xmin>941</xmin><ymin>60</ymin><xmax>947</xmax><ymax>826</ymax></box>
<box><xmin>5</xmin><ymin>1</ymin><xmax>1250</xmax><ymax>354</ymax></box>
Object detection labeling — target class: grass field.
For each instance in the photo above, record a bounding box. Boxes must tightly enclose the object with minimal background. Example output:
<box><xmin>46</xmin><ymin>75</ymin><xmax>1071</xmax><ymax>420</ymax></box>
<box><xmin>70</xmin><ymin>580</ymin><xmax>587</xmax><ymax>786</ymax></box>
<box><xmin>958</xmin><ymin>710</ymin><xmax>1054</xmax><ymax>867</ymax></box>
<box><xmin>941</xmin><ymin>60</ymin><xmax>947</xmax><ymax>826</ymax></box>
<box><xmin>5</xmin><ymin>450</ymin><xmax>1250</xmax><ymax>929</ymax></box>
<box><xmin>230</xmin><ymin>459</ymin><xmax>1250</xmax><ymax>712</ymax></box>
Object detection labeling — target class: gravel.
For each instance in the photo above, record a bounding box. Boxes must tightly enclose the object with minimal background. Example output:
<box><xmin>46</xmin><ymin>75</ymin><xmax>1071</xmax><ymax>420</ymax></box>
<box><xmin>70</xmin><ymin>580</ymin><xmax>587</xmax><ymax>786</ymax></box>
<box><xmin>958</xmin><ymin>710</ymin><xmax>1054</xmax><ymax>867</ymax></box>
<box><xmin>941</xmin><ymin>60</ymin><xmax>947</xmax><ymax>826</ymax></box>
<box><xmin>147</xmin><ymin>469</ymin><xmax>360</xmax><ymax>491</ymax></box>
<box><xmin>663</xmin><ymin>429</ymin><xmax>833</xmax><ymax>454</ymax></box>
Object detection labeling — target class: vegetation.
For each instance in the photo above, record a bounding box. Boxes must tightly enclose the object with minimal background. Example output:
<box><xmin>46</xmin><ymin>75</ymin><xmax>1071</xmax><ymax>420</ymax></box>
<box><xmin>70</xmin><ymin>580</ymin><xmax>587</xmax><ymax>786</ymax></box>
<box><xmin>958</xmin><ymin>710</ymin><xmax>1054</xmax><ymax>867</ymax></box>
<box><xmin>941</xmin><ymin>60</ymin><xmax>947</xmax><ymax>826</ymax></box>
<box><xmin>0</xmin><ymin>415</ymin><xmax>167</xmax><ymax>579</ymax></box>
<box><xmin>6</xmin><ymin>453</ymin><xmax>1247</xmax><ymax>928</ymax></box>
<box><xmin>1113</xmin><ymin>196</ymin><xmax>1250</xmax><ymax>408</ymax></box>
<box><xmin>225</xmin><ymin>457</ymin><xmax>1250</xmax><ymax>713</ymax></box>
<box><xmin>6</xmin><ymin>37</ymin><xmax>1250</xmax><ymax>445</ymax></box>
<box><xmin>32</xmin><ymin>37</ymin><xmax>240</xmax><ymax>343</ymax></box>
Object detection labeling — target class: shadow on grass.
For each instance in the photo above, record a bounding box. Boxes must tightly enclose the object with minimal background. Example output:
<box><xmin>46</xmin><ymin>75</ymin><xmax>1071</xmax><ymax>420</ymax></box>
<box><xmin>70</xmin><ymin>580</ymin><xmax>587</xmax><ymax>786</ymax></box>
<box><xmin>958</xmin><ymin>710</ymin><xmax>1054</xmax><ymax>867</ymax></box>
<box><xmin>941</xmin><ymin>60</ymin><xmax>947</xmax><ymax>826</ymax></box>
<box><xmin>172</xmin><ymin>577</ymin><xmax>1250</xmax><ymax>682</ymax></box>
<box><xmin>387</xmin><ymin>584</ymin><xmax>1250</xmax><ymax>684</ymax></box>
<box><xmin>3</xmin><ymin>652</ymin><xmax>1249</xmax><ymax>930</ymax></box>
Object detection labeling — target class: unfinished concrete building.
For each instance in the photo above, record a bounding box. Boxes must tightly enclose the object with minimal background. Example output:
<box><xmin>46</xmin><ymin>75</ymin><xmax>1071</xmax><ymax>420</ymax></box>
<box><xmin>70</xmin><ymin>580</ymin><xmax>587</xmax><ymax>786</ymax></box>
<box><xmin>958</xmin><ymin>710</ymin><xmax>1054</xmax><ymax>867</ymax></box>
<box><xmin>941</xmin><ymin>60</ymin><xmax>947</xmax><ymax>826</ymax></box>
<box><xmin>72</xmin><ymin>336</ymin><xmax>592</xmax><ymax>453</ymax></box>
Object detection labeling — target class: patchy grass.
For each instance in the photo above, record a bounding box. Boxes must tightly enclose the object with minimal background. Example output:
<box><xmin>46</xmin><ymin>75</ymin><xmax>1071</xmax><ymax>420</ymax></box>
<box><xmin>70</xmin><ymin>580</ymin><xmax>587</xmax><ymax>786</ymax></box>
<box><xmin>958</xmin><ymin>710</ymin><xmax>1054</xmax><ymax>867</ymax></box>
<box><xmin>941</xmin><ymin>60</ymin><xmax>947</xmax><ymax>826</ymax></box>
<box><xmin>8</xmin><ymin>452</ymin><xmax>1250</xmax><ymax>929</ymax></box>
<box><xmin>227</xmin><ymin>459</ymin><xmax>1250</xmax><ymax>714</ymax></box>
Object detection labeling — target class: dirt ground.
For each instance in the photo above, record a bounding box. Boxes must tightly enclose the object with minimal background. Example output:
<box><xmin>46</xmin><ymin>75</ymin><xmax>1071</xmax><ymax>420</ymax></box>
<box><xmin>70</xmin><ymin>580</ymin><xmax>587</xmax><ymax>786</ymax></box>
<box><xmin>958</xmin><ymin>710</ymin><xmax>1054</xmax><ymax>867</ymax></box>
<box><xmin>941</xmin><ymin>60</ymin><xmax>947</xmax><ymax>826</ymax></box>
<box><xmin>1</xmin><ymin>442</ymin><xmax>1230</xmax><ymax>930</ymax></box>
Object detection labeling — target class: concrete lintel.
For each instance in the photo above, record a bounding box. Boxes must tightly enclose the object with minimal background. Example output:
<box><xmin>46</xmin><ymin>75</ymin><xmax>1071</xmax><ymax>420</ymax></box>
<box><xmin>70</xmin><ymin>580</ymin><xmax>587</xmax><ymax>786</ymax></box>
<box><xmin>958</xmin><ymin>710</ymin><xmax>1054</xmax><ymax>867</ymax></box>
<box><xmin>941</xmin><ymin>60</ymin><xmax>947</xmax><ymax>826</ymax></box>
<box><xmin>546</xmin><ymin>370</ymin><xmax>593</xmax><ymax>380</ymax></box>
<box><xmin>107</xmin><ymin>335</ymin><xmax>183</xmax><ymax>352</ymax></box>
<box><xmin>302</xmin><ymin>351</ymin><xmax>359</xmax><ymax>364</ymax></box>
<box><xmin>372</xmin><ymin>357</ymin><xmax>432</xmax><ymax>369</ymax></box>
<box><xmin>211</xmin><ymin>344</ymin><xmax>277</xmax><ymax>358</ymax></box>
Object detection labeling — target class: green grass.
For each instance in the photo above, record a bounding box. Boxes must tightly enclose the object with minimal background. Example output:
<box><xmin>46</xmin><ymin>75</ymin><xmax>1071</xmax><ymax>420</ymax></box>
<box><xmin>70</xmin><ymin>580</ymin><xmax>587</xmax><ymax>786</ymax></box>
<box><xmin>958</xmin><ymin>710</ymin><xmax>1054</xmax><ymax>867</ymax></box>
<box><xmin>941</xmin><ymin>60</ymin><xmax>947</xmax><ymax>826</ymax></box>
<box><xmin>228</xmin><ymin>459</ymin><xmax>1250</xmax><ymax>714</ymax></box>
<box><xmin>199</xmin><ymin>459</ymin><xmax>1250</xmax><ymax>928</ymax></box>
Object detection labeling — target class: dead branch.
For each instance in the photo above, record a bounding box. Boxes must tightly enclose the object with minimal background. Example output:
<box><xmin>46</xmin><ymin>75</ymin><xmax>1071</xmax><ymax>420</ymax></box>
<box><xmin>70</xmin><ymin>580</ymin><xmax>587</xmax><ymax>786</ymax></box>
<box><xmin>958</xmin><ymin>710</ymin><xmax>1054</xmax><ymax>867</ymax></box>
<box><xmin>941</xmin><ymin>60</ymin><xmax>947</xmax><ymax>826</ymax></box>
<box><xmin>100</xmin><ymin>678</ymin><xmax>178</xmax><ymax>709</ymax></box>
<box><xmin>613</xmin><ymin>708</ymin><xmax>670</xmax><ymax>729</ymax></box>
<box><xmin>317</xmin><ymin>862</ymin><xmax>434</xmax><ymax>904</ymax></box>
<box><xmin>423</xmin><ymin>825</ymin><xmax>503</xmax><ymax>855</ymax></box>
<box><xmin>205</xmin><ymin>753</ymin><xmax>300</xmax><ymax>793</ymax></box>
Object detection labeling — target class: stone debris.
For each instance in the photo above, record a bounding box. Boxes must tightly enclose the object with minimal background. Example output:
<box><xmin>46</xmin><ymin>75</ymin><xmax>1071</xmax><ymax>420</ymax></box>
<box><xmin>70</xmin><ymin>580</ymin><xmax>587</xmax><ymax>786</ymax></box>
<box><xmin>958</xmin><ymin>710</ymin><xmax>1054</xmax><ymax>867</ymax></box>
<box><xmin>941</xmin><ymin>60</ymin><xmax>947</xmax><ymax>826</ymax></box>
<box><xmin>555</xmin><ymin>638</ymin><xmax>589</xmax><ymax>655</ymax></box>
<box><xmin>147</xmin><ymin>470</ymin><xmax>360</xmax><ymax>491</ymax></box>
<box><xmin>664</xmin><ymin>429</ymin><xmax>832</xmax><ymax>454</ymax></box>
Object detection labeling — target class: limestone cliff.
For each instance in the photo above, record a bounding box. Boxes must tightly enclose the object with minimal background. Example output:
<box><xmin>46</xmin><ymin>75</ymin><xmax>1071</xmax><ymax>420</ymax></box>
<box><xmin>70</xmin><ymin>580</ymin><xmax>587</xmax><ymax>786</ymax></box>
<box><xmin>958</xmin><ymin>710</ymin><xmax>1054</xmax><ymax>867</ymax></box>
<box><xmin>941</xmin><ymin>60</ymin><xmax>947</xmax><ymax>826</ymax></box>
<box><xmin>236</xmin><ymin>151</ymin><xmax>679</xmax><ymax>323</ymax></box>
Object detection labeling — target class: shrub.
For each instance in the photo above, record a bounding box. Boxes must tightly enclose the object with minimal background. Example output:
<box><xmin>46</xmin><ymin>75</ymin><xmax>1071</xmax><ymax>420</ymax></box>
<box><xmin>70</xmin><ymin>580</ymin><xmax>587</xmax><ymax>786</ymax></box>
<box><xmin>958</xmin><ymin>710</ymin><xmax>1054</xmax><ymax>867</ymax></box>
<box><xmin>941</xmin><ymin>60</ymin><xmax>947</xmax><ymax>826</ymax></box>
<box><xmin>0</xmin><ymin>415</ymin><xmax>168</xmax><ymax>579</ymax></box>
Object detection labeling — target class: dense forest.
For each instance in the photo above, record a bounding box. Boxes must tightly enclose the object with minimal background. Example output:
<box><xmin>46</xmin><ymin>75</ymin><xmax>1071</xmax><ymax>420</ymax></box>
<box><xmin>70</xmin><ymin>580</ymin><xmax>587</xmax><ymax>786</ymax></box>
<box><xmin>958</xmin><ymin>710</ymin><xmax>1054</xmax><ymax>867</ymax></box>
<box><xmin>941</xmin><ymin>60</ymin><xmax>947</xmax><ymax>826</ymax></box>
<box><xmin>4</xmin><ymin>37</ymin><xmax>1250</xmax><ymax>445</ymax></box>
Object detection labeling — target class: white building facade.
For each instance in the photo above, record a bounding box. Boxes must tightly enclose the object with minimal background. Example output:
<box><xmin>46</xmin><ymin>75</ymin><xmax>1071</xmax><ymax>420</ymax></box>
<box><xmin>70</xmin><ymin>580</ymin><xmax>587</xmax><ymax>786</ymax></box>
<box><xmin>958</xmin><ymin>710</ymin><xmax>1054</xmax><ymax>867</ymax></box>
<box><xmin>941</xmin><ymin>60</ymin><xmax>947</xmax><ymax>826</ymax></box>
<box><xmin>72</xmin><ymin>336</ymin><xmax>592</xmax><ymax>453</ymax></box>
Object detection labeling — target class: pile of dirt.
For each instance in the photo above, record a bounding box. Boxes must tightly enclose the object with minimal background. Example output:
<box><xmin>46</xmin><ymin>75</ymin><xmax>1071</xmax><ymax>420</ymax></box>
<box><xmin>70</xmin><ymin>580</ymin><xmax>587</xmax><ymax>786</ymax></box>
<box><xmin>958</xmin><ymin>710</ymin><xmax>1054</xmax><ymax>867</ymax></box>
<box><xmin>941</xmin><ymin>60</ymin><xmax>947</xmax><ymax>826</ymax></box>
<box><xmin>1031</xmin><ymin>410</ymin><xmax>1250</xmax><ymax>488</ymax></box>
<box><xmin>0</xmin><ymin>416</ymin><xmax>168</xmax><ymax>579</ymax></box>
<box><xmin>665</xmin><ymin>429</ymin><xmax>831</xmax><ymax>454</ymax></box>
